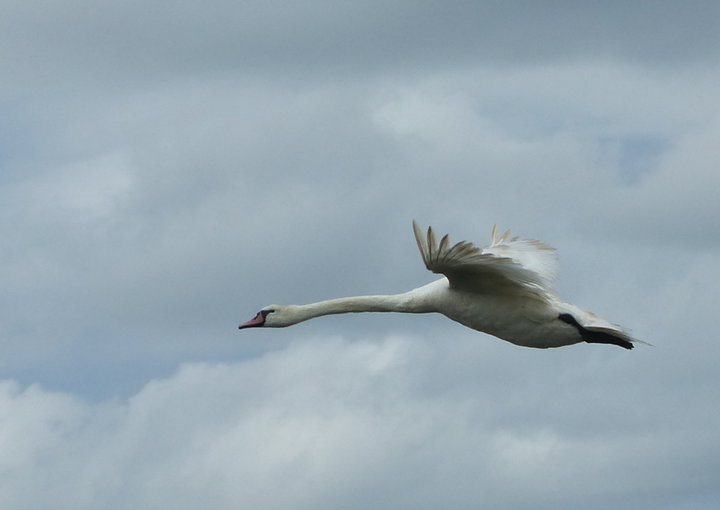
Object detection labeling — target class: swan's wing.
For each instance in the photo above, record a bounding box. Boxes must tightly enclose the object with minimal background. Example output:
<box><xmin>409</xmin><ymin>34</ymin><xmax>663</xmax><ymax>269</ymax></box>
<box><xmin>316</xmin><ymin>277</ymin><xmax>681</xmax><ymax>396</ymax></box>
<box><xmin>412</xmin><ymin>221</ymin><xmax>556</xmax><ymax>296</ymax></box>
<box><xmin>482</xmin><ymin>225</ymin><xmax>559</xmax><ymax>287</ymax></box>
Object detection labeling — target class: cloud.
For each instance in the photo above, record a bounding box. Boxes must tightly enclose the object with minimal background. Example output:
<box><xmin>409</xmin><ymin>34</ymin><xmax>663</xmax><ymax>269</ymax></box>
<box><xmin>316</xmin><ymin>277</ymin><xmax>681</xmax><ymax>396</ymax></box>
<box><xmin>3</xmin><ymin>55</ymin><xmax>719</xmax><ymax>393</ymax></box>
<box><xmin>3</xmin><ymin>1</ymin><xmax>719</xmax><ymax>95</ymax></box>
<box><xmin>2</xmin><ymin>335</ymin><xmax>718</xmax><ymax>510</ymax></box>
<box><xmin>1</xmin><ymin>2</ymin><xmax>720</xmax><ymax>508</ymax></box>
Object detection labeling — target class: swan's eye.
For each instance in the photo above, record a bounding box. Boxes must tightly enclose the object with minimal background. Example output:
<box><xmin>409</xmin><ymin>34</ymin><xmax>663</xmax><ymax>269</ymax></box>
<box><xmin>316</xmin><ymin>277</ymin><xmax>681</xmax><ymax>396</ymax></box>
<box><xmin>261</xmin><ymin>309</ymin><xmax>275</xmax><ymax>317</ymax></box>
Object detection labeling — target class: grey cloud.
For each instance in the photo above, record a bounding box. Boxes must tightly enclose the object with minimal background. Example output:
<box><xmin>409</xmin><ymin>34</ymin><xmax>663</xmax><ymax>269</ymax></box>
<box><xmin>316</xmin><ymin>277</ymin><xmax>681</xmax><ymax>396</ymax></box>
<box><xmin>1</xmin><ymin>2</ymin><xmax>720</xmax><ymax>508</ymax></box>
<box><xmin>3</xmin><ymin>61</ymin><xmax>718</xmax><ymax>394</ymax></box>
<box><xmin>2</xmin><ymin>1</ymin><xmax>719</xmax><ymax>95</ymax></box>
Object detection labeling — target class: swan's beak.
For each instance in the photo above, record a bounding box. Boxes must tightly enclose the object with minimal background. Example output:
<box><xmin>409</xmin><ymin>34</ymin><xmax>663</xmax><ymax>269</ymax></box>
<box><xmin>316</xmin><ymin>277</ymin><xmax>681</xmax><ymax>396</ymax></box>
<box><xmin>239</xmin><ymin>312</ymin><xmax>265</xmax><ymax>329</ymax></box>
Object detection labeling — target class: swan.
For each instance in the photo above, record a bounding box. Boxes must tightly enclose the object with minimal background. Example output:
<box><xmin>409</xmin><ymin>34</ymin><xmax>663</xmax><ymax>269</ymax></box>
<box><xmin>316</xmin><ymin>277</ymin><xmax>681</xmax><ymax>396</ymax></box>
<box><xmin>239</xmin><ymin>222</ymin><xmax>643</xmax><ymax>349</ymax></box>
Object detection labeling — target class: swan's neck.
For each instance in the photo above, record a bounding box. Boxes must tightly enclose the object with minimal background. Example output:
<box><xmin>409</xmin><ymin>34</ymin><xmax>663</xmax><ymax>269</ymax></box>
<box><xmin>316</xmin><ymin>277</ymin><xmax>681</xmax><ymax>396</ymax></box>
<box><xmin>289</xmin><ymin>292</ymin><xmax>425</xmax><ymax>325</ymax></box>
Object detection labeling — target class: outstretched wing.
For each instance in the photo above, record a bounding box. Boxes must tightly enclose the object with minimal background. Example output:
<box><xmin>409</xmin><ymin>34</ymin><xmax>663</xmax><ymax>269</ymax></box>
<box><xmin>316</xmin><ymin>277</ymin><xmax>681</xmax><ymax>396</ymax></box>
<box><xmin>412</xmin><ymin>221</ymin><xmax>557</xmax><ymax>297</ymax></box>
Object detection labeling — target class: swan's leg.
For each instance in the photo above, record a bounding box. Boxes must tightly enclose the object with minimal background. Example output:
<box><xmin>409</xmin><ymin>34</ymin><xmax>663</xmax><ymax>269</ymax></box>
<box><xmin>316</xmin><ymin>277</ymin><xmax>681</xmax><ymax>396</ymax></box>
<box><xmin>558</xmin><ymin>313</ymin><xmax>634</xmax><ymax>350</ymax></box>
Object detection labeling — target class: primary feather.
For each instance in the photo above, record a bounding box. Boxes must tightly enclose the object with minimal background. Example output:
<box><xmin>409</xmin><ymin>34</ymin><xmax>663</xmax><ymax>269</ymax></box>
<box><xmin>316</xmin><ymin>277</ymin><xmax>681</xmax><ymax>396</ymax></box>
<box><xmin>412</xmin><ymin>221</ymin><xmax>553</xmax><ymax>298</ymax></box>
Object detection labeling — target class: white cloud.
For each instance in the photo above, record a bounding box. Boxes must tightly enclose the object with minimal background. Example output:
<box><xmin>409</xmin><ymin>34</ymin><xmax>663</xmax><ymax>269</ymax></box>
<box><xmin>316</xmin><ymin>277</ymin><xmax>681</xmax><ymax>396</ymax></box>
<box><xmin>1</xmin><ymin>335</ymin><xmax>718</xmax><ymax>509</ymax></box>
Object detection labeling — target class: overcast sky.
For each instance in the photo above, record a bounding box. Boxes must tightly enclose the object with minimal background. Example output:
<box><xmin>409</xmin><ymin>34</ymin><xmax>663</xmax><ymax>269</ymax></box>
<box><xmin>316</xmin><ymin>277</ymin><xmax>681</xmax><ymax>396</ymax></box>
<box><xmin>2</xmin><ymin>1</ymin><xmax>720</xmax><ymax>509</ymax></box>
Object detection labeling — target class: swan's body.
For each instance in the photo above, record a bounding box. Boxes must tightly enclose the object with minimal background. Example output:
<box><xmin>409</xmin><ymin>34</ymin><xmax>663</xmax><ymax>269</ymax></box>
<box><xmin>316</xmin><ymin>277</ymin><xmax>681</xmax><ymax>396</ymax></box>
<box><xmin>240</xmin><ymin>222</ymin><xmax>643</xmax><ymax>350</ymax></box>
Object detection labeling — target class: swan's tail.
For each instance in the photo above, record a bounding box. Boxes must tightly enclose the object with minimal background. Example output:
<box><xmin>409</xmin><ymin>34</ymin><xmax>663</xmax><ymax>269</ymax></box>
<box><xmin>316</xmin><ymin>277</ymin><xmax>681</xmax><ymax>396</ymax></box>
<box><xmin>558</xmin><ymin>313</ymin><xmax>650</xmax><ymax>350</ymax></box>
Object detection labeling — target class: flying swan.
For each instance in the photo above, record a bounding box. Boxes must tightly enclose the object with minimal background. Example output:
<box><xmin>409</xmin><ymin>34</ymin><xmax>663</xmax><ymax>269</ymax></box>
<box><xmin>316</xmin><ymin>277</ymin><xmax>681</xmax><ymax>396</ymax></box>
<box><xmin>239</xmin><ymin>222</ymin><xmax>643</xmax><ymax>349</ymax></box>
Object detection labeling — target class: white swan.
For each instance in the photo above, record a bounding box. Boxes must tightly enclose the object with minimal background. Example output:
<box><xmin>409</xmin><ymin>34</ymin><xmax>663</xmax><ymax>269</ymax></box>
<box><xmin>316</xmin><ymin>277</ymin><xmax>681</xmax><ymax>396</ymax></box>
<box><xmin>239</xmin><ymin>222</ymin><xmax>643</xmax><ymax>349</ymax></box>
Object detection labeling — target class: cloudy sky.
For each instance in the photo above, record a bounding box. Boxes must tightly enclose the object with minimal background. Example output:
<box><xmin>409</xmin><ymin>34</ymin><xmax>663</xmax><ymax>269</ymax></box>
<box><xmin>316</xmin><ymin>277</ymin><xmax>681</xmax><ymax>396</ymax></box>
<box><xmin>2</xmin><ymin>1</ymin><xmax>720</xmax><ymax>508</ymax></box>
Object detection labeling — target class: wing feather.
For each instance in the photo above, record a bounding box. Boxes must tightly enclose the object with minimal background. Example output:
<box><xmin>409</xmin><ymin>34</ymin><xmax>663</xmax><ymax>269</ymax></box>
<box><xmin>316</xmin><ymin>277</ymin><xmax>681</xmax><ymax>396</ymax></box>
<box><xmin>483</xmin><ymin>228</ymin><xmax>559</xmax><ymax>287</ymax></box>
<box><xmin>412</xmin><ymin>221</ymin><xmax>556</xmax><ymax>297</ymax></box>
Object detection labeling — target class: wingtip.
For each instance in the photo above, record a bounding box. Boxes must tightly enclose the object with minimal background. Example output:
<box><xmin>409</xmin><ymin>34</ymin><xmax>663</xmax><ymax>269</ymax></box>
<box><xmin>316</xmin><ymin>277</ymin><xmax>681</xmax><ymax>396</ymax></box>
<box><xmin>412</xmin><ymin>220</ymin><xmax>424</xmax><ymax>246</ymax></box>
<box><xmin>412</xmin><ymin>220</ymin><xmax>429</xmax><ymax>267</ymax></box>
<box><xmin>412</xmin><ymin>220</ymin><xmax>423</xmax><ymax>239</ymax></box>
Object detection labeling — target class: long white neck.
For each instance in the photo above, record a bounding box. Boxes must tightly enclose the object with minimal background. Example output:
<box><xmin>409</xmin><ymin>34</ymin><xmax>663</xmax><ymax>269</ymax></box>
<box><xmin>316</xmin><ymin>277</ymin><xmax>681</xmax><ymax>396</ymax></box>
<box><xmin>287</xmin><ymin>290</ymin><xmax>430</xmax><ymax>325</ymax></box>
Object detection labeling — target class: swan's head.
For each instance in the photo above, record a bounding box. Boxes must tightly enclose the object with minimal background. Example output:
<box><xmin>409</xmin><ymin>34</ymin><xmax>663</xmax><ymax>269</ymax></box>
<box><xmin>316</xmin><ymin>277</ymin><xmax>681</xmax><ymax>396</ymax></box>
<box><xmin>238</xmin><ymin>305</ymin><xmax>300</xmax><ymax>329</ymax></box>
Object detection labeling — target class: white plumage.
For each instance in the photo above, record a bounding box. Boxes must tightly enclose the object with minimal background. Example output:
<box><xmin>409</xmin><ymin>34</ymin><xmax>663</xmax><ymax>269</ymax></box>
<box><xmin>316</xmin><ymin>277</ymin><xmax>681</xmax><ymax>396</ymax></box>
<box><xmin>240</xmin><ymin>221</ymin><xmax>643</xmax><ymax>350</ymax></box>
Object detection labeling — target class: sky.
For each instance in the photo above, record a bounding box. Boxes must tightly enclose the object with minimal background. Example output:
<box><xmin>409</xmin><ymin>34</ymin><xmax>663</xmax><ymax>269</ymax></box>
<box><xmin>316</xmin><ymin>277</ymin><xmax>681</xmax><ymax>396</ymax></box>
<box><xmin>1</xmin><ymin>1</ymin><xmax>720</xmax><ymax>508</ymax></box>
